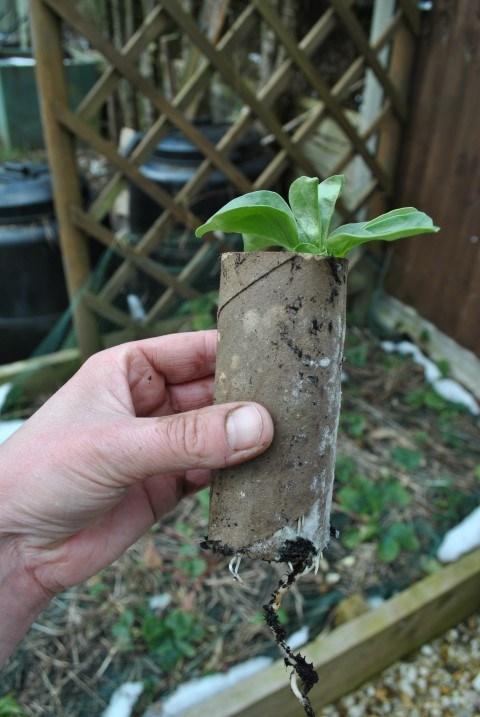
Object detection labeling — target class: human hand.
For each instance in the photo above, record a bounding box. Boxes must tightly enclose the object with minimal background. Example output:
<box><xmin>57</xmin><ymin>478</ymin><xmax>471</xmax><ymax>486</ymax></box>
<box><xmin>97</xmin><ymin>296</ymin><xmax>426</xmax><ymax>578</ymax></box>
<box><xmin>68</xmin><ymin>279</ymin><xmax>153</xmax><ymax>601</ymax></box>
<box><xmin>0</xmin><ymin>330</ymin><xmax>273</xmax><ymax>601</ymax></box>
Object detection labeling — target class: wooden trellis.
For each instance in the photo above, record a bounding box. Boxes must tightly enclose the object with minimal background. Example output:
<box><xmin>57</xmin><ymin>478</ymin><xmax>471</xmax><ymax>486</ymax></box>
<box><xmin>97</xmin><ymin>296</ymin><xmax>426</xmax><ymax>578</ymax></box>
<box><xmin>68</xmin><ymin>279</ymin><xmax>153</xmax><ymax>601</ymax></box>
<box><xmin>30</xmin><ymin>0</ymin><xmax>420</xmax><ymax>358</ymax></box>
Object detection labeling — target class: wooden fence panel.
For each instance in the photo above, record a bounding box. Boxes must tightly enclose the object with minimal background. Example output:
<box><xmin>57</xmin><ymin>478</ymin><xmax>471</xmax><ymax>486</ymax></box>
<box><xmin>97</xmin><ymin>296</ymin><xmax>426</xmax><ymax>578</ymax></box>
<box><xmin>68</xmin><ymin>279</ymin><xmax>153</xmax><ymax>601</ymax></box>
<box><xmin>30</xmin><ymin>0</ymin><xmax>420</xmax><ymax>357</ymax></box>
<box><xmin>386</xmin><ymin>0</ymin><xmax>480</xmax><ymax>356</ymax></box>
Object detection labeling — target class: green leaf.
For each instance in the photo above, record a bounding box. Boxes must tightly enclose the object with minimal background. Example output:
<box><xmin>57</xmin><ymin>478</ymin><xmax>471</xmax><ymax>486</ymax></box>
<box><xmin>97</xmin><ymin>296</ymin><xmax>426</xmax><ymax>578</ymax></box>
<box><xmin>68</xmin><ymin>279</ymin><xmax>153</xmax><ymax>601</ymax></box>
<box><xmin>195</xmin><ymin>191</ymin><xmax>299</xmax><ymax>251</ymax></box>
<box><xmin>0</xmin><ymin>696</ymin><xmax>24</xmax><ymax>717</ymax></box>
<box><xmin>378</xmin><ymin>534</ymin><xmax>400</xmax><ymax>563</ymax></box>
<box><xmin>382</xmin><ymin>480</ymin><xmax>410</xmax><ymax>507</ymax></box>
<box><xmin>243</xmin><ymin>233</ymin><xmax>277</xmax><ymax>252</ymax></box>
<box><xmin>317</xmin><ymin>175</ymin><xmax>344</xmax><ymax>242</ymax></box>
<box><xmin>293</xmin><ymin>242</ymin><xmax>319</xmax><ymax>253</ymax></box>
<box><xmin>335</xmin><ymin>455</ymin><xmax>357</xmax><ymax>483</ymax></box>
<box><xmin>342</xmin><ymin>523</ymin><xmax>378</xmax><ymax>549</ymax></box>
<box><xmin>112</xmin><ymin>609</ymin><xmax>135</xmax><ymax>650</ymax></box>
<box><xmin>288</xmin><ymin>176</ymin><xmax>323</xmax><ymax>249</ymax></box>
<box><xmin>391</xmin><ymin>446</ymin><xmax>423</xmax><ymax>471</ymax></box>
<box><xmin>344</xmin><ymin>342</ymin><xmax>369</xmax><ymax>367</ymax></box>
<box><xmin>342</xmin><ymin>528</ymin><xmax>363</xmax><ymax>549</ymax></box>
<box><xmin>340</xmin><ymin>411</ymin><xmax>366</xmax><ymax>438</ymax></box>
<box><xmin>338</xmin><ymin>485</ymin><xmax>362</xmax><ymax>512</ymax></box>
<box><xmin>155</xmin><ymin>639</ymin><xmax>181</xmax><ymax>671</ymax></box>
<box><xmin>175</xmin><ymin>557</ymin><xmax>208</xmax><ymax>578</ymax></box>
<box><xmin>327</xmin><ymin>207</ymin><xmax>440</xmax><ymax>258</ymax></box>
<box><xmin>387</xmin><ymin>522</ymin><xmax>420</xmax><ymax>551</ymax></box>
<box><xmin>419</xmin><ymin>556</ymin><xmax>442</xmax><ymax>574</ymax></box>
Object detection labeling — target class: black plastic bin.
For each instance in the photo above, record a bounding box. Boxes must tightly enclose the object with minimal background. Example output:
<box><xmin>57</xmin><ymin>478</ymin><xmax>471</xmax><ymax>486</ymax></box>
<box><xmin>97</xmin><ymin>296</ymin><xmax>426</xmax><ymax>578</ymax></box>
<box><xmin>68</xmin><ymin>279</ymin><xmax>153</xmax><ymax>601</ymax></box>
<box><xmin>0</xmin><ymin>162</ymin><xmax>68</xmax><ymax>363</ymax></box>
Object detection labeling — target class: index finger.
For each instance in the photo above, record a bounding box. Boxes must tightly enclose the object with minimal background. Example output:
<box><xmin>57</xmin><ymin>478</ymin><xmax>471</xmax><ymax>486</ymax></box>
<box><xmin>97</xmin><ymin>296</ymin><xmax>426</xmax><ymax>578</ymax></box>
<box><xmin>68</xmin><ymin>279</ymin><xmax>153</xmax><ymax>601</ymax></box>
<box><xmin>120</xmin><ymin>329</ymin><xmax>217</xmax><ymax>385</ymax></box>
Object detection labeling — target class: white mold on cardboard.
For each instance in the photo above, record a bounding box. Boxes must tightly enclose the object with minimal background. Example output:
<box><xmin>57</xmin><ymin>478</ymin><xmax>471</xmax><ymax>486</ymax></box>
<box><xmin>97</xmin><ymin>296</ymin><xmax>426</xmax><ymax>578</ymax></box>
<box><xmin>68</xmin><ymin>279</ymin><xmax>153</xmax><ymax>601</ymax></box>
<box><xmin>244</xmin><ymin>497</ymin><xmax>327</xmax><ymax>561</ymax></box>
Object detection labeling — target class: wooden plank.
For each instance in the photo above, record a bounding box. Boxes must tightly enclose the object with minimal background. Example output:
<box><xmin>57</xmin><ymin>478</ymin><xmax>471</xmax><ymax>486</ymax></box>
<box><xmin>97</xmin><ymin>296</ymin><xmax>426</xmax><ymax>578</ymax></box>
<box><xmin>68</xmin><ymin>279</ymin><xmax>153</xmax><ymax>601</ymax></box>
<box><xmin>372</xmin><ymin>293</ymin><xmax>480</xmax><ymax>401</ymax></box>
<box><xmin>160</xmin><ymin>0</ymin><xmax>318</xmax><ymax>178</ymax></box>
<box><xmin>144</xmin><ymin>241</ymin><xmax>215</xmax><ymax>323</ymax></box>
<box><xmin>0</xmin><ymin>348</ymin><xmax>80</xmax><ymax>386</ymax></box>
<box><xmin>42</xmin><ymin>0</ymin><xmax>253</xmax><ymax>194</ymax></box>
<box><xmin>367</xmin><ymin>18</ymin><xmax>415</xmax><ymax>219</ymax></box>
<box><xmin>397</xmin><ymin>0</ymin><xmax>421</xmax><ymax>35</ymax></box>
<box><xmin>78</xmin><ymin>5</ymin><xmax>169</xmax><ymax>121</ymax></box>
<box><xmin>386</xmin><ymin>2</ymin><xmax>480</xmax><ymax>355</ymax></box>
<box><xmin>83</xmin><ymin>291</ymin><xmax>138</xmax><ymax>329</ymax></box>
<box><xmin>29</xmin><ymin>0</ymin><xmax>101</xmax><ymax>359</ymax></box>
<box><xmin>253</xmin><ymin>0</ymin><xmax>393</xmax><ymax>194</ymax></box>
<box><xmin>71</xmin><ymin>207</ymin><xmax>201</xmax><ymax>301</ymax></box>
<box><xmin>331</xmin><ymin>101</ymin><xmax>391</xmax><ymax>176</ymax></box>
<box><xmin>178</xmin><ymin>549</ymin><xmax>480</xmax><ymax>717</ymax></box>
<box><xmin>330</xmin><ymin>0</ymin><xmax>407</xmax><ymax>120</ymax></box>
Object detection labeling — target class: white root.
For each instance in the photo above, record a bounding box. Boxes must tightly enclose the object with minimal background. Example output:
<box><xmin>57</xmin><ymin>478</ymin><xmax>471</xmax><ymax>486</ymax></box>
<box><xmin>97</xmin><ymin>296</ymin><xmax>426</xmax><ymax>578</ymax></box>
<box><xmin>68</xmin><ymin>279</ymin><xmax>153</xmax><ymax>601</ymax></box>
<box><xmin>290</xmin><ymin>671</ymin><xmax>304</xmax><ymax>701</ymax></box>
<box><xmin>228</xmin><ymin>554</ymin><xmax>243</xmax><ymax>582</ymax></box>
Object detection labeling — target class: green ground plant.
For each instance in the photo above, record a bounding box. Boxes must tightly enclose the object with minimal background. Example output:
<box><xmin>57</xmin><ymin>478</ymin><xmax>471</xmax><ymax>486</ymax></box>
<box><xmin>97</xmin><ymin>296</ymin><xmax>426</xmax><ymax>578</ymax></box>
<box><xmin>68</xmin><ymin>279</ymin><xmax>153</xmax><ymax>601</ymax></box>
<box><xmin>335</xmin><ymin>457</ymin><xmax>419</xmax><ymax>563</ymax></box>
<box><xmin>391</xmin><ymin>446</ymin><xmax>424</xmax><ymax>470</ymax></box>
<box><xmin>111</xmin><ymin>605</ymin><xmax>206</xmax><ymax>672</ymax></box>
<box><xmin>340</xmin><ymin>411</ymin><xmax>366</xmax><ymax>439</ymax></box>
<box><xmin>0</xmin><ymin>696</ymin><xmax>24</xmax><ymax>717</ymax></box>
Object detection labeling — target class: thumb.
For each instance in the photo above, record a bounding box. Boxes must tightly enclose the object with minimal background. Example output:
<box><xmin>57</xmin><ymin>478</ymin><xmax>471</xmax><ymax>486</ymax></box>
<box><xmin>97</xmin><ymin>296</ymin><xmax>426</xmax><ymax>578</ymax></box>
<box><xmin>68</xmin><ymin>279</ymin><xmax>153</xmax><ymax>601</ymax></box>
<box><xmin>118</xmin><ymin>402</ymin><xmax>274</xmax><ymax>479</ymax></box>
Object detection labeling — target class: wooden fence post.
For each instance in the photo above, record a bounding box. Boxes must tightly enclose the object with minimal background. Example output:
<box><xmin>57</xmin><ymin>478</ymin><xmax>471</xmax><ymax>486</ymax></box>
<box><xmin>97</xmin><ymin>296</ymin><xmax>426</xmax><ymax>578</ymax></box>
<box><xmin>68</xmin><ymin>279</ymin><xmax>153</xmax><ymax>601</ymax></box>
<box><xmin>30</xmin><ymin>0</ymin><xmax>101</xmax><ymax>359</ymax></box>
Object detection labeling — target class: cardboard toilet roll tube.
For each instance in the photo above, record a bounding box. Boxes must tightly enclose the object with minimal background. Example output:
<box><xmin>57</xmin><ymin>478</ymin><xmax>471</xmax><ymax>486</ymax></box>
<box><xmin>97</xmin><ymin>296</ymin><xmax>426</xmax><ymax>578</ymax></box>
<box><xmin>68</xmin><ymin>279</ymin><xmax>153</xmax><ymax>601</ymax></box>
<box><xmin>207</xmin><ymin>251</ymin><xmax>348</xmax><ymax>563</ymax></box>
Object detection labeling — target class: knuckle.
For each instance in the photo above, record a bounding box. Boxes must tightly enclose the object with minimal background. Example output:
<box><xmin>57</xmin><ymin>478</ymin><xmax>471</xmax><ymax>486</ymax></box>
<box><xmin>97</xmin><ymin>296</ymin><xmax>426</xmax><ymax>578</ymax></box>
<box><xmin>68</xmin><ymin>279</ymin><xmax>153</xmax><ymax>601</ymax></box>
<box><xmin>167</xmin><ymin>412</ymin><xmax>209</xmax><ymax>463</ymax></box>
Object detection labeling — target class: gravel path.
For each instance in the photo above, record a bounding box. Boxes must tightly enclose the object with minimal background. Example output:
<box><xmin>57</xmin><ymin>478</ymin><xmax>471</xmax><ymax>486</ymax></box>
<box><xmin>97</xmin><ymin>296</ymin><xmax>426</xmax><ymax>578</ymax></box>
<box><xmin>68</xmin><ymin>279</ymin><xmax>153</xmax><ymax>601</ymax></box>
<box><xmin>323</xmin><ymin>613</ymin><xmax>480</xmax><ymax>717</ymax></box>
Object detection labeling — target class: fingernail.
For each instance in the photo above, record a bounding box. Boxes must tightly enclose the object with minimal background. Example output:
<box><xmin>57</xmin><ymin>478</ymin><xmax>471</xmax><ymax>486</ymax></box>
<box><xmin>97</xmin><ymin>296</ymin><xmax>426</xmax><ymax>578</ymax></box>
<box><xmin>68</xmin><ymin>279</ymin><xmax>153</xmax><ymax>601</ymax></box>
<box><xmin>226</xmin><ymin>405</ymin><xmax>264</xmax><ymax>451</ymax></box>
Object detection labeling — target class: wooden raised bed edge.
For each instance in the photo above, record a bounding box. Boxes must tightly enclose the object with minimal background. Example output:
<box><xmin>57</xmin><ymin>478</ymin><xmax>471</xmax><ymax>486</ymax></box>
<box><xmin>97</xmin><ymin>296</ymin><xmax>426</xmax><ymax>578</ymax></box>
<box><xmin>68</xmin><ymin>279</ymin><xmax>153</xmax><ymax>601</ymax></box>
<box><xmin>179</xmin><ymin>548</ymin><xmax>480</xmax><ymax>717</ymax></box>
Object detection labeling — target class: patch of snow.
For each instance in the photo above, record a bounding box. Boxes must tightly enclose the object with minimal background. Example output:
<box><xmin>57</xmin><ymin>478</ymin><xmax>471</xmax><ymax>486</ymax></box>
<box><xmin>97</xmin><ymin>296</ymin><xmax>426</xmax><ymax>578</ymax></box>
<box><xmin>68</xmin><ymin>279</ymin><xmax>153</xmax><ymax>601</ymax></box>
<box><xmin>432</xmin><ymin>378</ymin><xmax>480</xmax><ymax>415</ymax></box>
<box><xmin>381</xmin><ymin>340</ymin><xmax>441</xmax><ymax>382</ymax></box>
<box><xmin>367</xmin><ymin>594</ymin><xmax>385</xmax><ymax>609</ymax></box>
<box><xmin>148</xmin><ymin>594</ymin><xmax>171</xmax><ymax>611</ymax></box>
<box><xmin>286</xmin><ymin>626</ymin><xmax>309</xmax><ymax>651</ymax></box>
<box><xmin>155</xmin><ymin>656</ymin><xmax>272</xmax><ymax>717</ymax></box>
<box><xmin>381</xmin><ymin>340</ymin><xmax>479</xmax><ymax>415</ymax></box>
<box><xmin>0</xmin><ymin>383</ymin><xmax>12</xmax><ymax>411</ymax></box>
<box><xmin>102</xmin><ymin>682</ymin><xmax>144</xmax><ymax>717</ymax></box>
<box><xmin>437</xmin><ymin>506</ymin><xmax>480</xmax><ymax>563</ymax></box>
<box><xmin>0</xmin><ymin>420</ymin><xmax>24</xmax><ymax>445</ymax></box>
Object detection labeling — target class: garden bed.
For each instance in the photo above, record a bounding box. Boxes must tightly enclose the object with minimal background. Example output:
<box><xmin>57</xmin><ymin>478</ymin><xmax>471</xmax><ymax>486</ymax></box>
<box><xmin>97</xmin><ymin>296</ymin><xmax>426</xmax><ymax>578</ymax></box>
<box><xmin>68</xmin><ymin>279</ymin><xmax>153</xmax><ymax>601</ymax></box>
<box><xmin>1</xmin><ymin>327</ymin><xmax>479</xmax><ymax>716</ymax></box>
